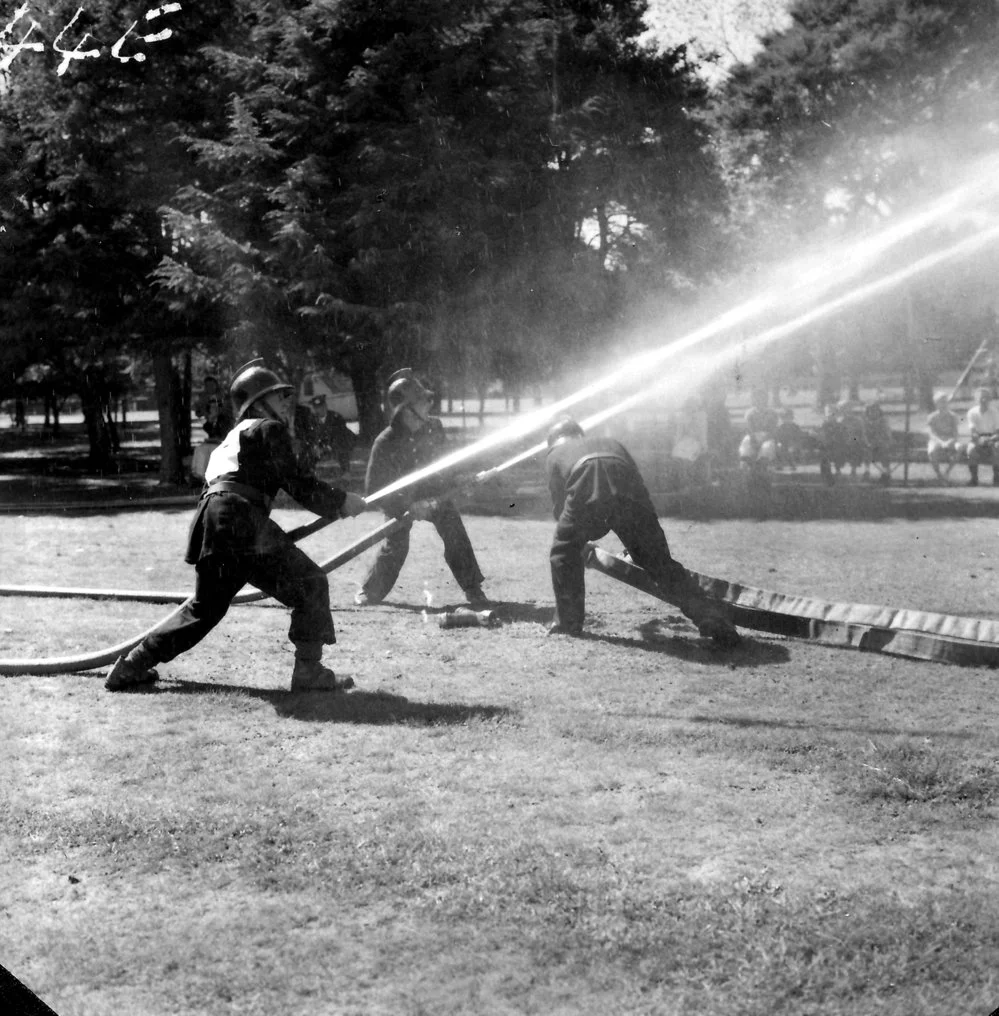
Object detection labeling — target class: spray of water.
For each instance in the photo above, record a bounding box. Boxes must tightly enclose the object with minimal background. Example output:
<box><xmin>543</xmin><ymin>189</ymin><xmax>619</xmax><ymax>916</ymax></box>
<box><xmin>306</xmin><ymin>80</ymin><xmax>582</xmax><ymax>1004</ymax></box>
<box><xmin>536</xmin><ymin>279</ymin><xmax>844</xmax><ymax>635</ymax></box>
<box><xmin>365</xmin><ymin>153</ymin><xmax>999</xmax><ymax>506</ymax></box>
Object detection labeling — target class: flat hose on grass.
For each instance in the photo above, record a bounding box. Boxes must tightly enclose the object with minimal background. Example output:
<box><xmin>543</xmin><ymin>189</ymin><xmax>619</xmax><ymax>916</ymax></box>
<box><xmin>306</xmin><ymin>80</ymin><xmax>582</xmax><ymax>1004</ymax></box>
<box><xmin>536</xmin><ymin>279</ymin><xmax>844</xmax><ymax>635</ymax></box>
<box><xmin>585</xmin><ymin>545</ymin><xmax>999</xmax><ymax>667</ymax></box>
<box><xmin>0</xmin><ymin>514</ymin><xmax>408</xmax><ymax>676</ymax></box>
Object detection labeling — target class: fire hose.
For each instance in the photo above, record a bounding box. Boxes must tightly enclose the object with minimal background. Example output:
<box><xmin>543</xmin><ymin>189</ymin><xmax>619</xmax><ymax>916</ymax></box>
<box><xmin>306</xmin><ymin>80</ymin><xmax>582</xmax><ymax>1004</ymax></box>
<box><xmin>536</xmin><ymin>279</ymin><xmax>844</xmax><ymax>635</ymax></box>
<box><xmin>585</xmin><ymin>545</ymin><xmax>999</xmax><ymax>668</ymax></box>
<box><xmin>0</xmin><ymin>514</ymin><xmax>409</xmax><ymax>676</ymax></box>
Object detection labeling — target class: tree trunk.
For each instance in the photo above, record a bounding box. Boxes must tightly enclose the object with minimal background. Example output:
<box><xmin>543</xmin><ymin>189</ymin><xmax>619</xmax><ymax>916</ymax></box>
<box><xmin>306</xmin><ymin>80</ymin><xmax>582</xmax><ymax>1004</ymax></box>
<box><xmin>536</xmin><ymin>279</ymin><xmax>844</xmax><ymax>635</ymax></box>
<box><xmin>350</xmin><ymin>365</ymin><xmax>383</xmax><ymax>445</ymax></box>
<box><xmin>80</xmin><ymin>379</ymin><xmax>114</xmax><ymax>472</ymax></box>
<box><xmin>153</xmin><ymin>350</ymin><xmax>186</xmax><ymax>485</ymax></box>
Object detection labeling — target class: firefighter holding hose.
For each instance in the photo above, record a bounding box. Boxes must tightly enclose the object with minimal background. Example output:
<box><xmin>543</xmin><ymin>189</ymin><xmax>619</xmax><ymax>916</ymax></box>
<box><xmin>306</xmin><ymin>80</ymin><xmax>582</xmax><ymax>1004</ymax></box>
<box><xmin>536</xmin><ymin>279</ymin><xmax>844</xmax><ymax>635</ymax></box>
<box><xmin>354</xmin><ymin>369</ymin><xmax>488</xmax><ymax>608</ymax></box>
<box><xmin>105</xmin><ymin>360</ymin><xmax>366</xmax><ymax>693</ymax></box>
<box><xmin>543</xmin><ymin>416</ymin><xmax>740</xmax><ymax>645</ymax></box>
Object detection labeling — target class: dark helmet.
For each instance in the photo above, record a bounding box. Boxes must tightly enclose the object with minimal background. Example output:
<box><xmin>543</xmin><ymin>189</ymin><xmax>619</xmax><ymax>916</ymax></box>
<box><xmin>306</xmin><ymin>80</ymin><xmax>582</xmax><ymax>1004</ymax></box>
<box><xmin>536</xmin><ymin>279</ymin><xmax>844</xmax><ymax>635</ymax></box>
<box><xmin>387</xmin><ymin>371</ymin><xmax>434</xmax><ymax>412</ymax></box>
<box><xmin>547</xmin><ymin>415</ymin><xmax>585</xmax><ymax>448</ymax></box>
<box><xmin>229</xmin><ymin>359</ymin><xmax>293</xmax><ymax>421</ymax></box>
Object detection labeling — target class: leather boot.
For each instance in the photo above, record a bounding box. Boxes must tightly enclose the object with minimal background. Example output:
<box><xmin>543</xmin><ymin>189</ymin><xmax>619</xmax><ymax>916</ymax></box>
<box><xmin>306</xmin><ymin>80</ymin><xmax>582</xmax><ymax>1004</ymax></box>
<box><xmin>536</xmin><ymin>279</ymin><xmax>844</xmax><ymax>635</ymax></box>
<box><xmin>106</xmin><ymin>643</ymin><xmax>159</xmax><ymax>691</ymax></box>
<box><xmin>290</xmin><ymin>642</ymin><xmax>353</xmax><ymax>692</ymax></box>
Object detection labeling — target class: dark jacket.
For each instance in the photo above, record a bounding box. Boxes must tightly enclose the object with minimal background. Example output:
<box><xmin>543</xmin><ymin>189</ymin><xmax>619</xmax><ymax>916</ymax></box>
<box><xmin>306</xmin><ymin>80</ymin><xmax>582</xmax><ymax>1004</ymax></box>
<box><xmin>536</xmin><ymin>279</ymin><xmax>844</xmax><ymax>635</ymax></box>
<box><xmin>186</xmin><ymin>418</ymin><xmax>347</xmax><ymax>563</ymax></box>
<box><xmin>546</xmin><ymin>435</ymin><xmax>649</xmax><ymax>520</ymax></box>
<box><xmin>364</xmin><ymin>413</ymin><xmax>450</xmax><ymax>517</ymax></box>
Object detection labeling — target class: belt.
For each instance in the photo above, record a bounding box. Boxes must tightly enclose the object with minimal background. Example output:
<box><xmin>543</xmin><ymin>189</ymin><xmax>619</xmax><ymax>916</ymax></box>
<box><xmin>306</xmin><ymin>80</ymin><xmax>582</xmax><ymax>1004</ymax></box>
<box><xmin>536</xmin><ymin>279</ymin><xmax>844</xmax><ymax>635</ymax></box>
<box><xmin>203</xmin><ymin>480</ymin><xmax>272</xmax><ymax>512</ymax></box>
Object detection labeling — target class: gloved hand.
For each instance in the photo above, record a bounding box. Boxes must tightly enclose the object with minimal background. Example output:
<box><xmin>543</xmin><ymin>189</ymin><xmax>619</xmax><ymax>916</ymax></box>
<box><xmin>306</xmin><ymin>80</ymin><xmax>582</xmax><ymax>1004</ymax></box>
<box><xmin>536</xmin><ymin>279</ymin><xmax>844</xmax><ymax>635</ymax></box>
<box><xmin>339</xmin><ymin>492</ymin><xmax>366</xmax><ymax>518</ymax></box>
<box><xmin>409</xmin><ymin>498</ymin><xmax>436</xmax><ymax>521</ymax></box>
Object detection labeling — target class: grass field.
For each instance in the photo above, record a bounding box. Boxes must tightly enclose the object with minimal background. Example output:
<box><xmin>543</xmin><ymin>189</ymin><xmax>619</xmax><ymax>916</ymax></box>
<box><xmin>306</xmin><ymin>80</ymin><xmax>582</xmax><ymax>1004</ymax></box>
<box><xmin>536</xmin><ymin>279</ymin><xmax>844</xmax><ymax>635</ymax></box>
<box><xmin>3</xmin><ymin>493</ymin><xmax>999</xmax><ymax>1015</ymax></box>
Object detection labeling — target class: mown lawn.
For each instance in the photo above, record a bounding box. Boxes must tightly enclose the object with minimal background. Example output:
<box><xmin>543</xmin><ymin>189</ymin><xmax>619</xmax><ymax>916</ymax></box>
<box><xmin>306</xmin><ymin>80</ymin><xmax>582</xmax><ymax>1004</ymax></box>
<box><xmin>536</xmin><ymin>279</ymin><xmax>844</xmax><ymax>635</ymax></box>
<box><xmin>2</xmin><ymin>500</ymin><xmax>999</xmax><ymax>1015</ymax></box>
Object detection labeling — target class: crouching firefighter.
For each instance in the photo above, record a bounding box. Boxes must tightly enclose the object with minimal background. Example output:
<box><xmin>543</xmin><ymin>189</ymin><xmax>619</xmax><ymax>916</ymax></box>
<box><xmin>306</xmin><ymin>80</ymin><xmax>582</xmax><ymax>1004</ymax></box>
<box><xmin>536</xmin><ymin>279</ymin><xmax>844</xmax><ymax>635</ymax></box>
<box><xmin>544</xmin><ymin>416</ymin><xmax>740</xmax><ymax>646</ymax></box>
<box><xmin>106</xmin><ymin>360</ymin><xmax>366</xmax><ymax>693</ymax></box>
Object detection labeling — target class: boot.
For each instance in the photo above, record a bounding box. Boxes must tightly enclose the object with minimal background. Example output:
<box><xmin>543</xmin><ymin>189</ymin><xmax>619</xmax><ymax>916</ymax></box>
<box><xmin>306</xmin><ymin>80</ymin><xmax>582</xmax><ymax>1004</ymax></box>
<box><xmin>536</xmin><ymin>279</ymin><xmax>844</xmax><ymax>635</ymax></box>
<box><xmin>106</xmin><ymin>643</ymin><xmax>159</xmax><ymax>691</ymax></box>
<box><xmin>681</xmin><ymin>596</ymin><xmax>741</xmax><ymax>648</ymax></box>
<box><xmin>696</xmin><ymin>613</ymin><xmax>742</xmax><ymax>648</ymax></box>
<box><xmin>290</xmin><ymin>641</ymin><xmax>354</xmax><ymax>693</ymax></box>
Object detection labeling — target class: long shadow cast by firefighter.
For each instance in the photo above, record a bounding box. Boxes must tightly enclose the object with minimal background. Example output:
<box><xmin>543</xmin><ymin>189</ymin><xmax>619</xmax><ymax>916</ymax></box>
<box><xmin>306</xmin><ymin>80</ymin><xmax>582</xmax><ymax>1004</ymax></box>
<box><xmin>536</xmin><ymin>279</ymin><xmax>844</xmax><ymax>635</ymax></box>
<box><xmin>163</xmin><ymin>680</ymin><xmax>515</xmax><ymax>725</ymax></box>
<box><xmin>575</xmin><ymin>619</ymin><xmax>792</xmax><ymax>668</ymax></box>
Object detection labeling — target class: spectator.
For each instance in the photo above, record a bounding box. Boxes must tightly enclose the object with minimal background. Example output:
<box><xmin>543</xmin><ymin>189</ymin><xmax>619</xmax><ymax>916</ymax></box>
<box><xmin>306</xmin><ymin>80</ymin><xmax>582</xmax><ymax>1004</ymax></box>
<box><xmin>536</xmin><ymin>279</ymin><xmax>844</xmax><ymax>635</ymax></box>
<box><xmin>926</xmin><ymin>393</ymin><xmax>960</xmax><ymax>484</ymax></box>
<box><xmin>838</xmin><ymin>399</ymin><xmax>868</xmax><ymax>477</ymax></box>
<box><xmin>299</xmin><ymin>394</ymin><xmax>355</xmax><ymax>476</ymax></box>
<box><xmin>819</xmin><ymin>403</ymin><xmax>848</xmax><ymax>486</ymax></box>
<box><xmin>966</xmin><ymin>387</ymin><xmax>999</xmax><ymax>487</ymax></box>
<box><xmin>194</xmin><ymin>375</ymin><xmax>233</xmax><ymax>440</ymax></box>
<box><xmin>862</xmin><ymin>401</ymin><xmax>892</xmax><ymax>484</ymax></box>
<box><xmin>738</xmin><ymin>392</ymin><xmax>778</xmax><ymax>471</ymax></box>
<box><xmin>774</xmin><ymin>408</ymin><xmax>805</xmax><ymax>471</ymax></box>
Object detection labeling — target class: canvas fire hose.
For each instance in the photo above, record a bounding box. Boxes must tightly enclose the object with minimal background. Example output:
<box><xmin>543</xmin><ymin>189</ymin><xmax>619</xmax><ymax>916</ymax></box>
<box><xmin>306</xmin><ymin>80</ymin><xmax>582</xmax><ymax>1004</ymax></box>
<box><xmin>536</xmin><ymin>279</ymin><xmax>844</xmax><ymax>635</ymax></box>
<box><xmin>0</xmin><ymin>463</ymin><xmax>489</xmax><ymax>676</ymax></box>
<box><xmin>584</xmin><ymin>545</ymin><xmax>999</xmax><ymax>668</ymax></box>
<box><xmin>0</xmin><ymin>514</ymin><xmax>409</xmax><ymax>676</ymax></box>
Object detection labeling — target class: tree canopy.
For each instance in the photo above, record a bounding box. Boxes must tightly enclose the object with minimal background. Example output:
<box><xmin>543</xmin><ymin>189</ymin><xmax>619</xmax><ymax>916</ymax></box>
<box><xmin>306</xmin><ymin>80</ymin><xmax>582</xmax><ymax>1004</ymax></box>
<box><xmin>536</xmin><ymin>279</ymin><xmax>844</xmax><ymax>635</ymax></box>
<box><xmin>152</xmin><ymin>0</ymin><xmax>723</xmax><ymax>437</ymax></box>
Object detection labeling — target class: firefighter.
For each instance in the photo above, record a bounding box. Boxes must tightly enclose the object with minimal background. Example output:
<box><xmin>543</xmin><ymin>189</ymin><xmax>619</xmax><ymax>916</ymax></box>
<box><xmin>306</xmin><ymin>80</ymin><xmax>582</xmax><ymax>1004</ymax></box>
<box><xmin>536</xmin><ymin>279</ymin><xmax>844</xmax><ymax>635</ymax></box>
<box><xmin>544</xmin><ymin>415</ymin><xmax>740</xmax><ymax>644</ymax></box>
<box><xmin>105</xmin><ymin>360</ymin><xmax>366</xmax><ymax>693</ymax></box>
<box><xmin>355</xmin><ymin>370</ymin><xmax>487</xmax><ymax>607</ymax></box>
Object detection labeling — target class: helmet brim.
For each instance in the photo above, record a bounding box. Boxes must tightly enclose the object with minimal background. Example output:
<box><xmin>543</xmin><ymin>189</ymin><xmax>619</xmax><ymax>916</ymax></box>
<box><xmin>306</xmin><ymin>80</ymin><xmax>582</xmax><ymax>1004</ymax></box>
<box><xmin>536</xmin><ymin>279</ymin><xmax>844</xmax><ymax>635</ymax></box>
<box><xmin>235</xmin><ymin>382</ymin><xmax>294</xmax><ymax>420</ymax></box>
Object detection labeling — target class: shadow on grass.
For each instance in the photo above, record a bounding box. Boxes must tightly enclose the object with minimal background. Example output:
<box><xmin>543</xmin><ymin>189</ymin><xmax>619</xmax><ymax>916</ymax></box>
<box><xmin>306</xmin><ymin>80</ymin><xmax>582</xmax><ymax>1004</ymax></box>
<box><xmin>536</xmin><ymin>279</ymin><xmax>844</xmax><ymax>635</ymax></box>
<box><xmin>163</xmin><ymin>680</ymin><xmax>515</xmax><ymax>725</ymax></box>
<box><xmin>357</xmin><ymin>599</ymin><xmax>554</xmax><ymax>624</ymax></box>
<box><xmin>578</xmin><ymin>621</ymin><xmax>792</xmax><ymax>667</ymax></box>
<box><xmin>683</xmin><ymin>711</ymin><xmax>979</xmax><ymax>741</ymax></box>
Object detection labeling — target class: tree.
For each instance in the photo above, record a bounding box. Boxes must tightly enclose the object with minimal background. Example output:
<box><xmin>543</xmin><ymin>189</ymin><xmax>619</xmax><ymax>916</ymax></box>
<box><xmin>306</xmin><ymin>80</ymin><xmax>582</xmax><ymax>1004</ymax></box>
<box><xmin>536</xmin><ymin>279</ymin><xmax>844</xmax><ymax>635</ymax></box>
<box><xmin>705</xmin><ymin>0</ymin><xmax>999</xmax><ymax>385</ymax></box>
<box><xmin>155</xmin><ymin>0</ymin><xmax>726</xmax><ymax>438</ymax></box>
<box><xmin>0</xmin><ymin>0</ymin><xmax>234</xmax><ymax>479</ymax></box>
<box><xmin>711</xmin><ymin>0</ymin><xmax>999</xmax><ymax>231</ymax></box>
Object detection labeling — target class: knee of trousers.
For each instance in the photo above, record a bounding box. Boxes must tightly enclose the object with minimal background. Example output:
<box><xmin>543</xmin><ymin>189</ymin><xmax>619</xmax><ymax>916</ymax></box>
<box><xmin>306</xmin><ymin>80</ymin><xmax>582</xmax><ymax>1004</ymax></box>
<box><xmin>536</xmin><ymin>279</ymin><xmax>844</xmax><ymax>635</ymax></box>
<box><xmin>298</xmin><ymin>569</ymin><xmax>332</xmax><ymax>608</ymax></box>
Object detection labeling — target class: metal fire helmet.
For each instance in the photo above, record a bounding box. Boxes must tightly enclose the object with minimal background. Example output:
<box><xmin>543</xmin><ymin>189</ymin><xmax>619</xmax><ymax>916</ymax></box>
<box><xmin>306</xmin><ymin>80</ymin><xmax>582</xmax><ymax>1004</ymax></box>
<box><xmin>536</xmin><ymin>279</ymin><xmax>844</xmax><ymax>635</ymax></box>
<box><xmin>387</xmin><ymin>372</ymin><xmax>434</xmax><ymax>412</ymax></box>
<box><xmin>547</xmin><ymin>415</ymin><xmax>585</xmax><ymax>448</ymax></box>
<box><xmin>229</xmin><ymin>359</ymin><xmax>294</xmax><ymax>421</ymax></box>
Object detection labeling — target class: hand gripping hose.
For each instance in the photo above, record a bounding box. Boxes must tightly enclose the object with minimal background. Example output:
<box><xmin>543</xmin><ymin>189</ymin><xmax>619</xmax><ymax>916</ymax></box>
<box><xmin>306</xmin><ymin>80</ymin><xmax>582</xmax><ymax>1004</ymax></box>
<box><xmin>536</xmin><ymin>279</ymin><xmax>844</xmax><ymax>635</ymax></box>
<box><xmin>0</xmin><ymin>514</ymin><xmax>409</xmax><ymax>676</ymax></box>
<box><xmin>584</xmin><ymin>545</ymin><xmax>999</xmax><ymax>667</ymax></box>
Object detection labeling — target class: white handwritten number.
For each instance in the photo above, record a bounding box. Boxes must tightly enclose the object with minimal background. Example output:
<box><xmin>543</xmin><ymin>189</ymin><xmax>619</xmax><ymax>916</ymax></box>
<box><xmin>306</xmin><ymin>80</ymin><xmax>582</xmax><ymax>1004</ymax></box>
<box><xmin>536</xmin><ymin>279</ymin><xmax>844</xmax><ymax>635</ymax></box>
<box><xmin>53</xmin><ymin>7</ymin><xmax>100</xmax><ymax>75</ymax></box>
<box><xmin>111</xmin><ymin>1</ymin><xmax>182</xmax><ymax>64</ymax></box>
<box><xmin>0</xmin><ymin>3</ymin><xmax>43</xmax><ymax>73</ymax></box>
<box><xmin>0</xmin><ymin>3</ymin><xmax>182</xmax><ymax>72</ymax></box>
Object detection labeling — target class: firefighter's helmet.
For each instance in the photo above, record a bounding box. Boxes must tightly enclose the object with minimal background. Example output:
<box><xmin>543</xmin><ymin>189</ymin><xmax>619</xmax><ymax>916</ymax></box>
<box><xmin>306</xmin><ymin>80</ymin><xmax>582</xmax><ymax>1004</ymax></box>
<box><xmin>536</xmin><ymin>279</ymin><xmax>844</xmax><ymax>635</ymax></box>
<box><xmin>387</xmin><ymin>371</ymin><xmax>434</xmax><ymax>413</ymax></box>
<box><xmin>229</xmin><ymin>359</ymin><xmax>293</xmax><ymax>421</ymax></box>
<box><xmin>547</xmin><ymin>415</ymin><xmax>585</xmax><ymax>448</ymax></box>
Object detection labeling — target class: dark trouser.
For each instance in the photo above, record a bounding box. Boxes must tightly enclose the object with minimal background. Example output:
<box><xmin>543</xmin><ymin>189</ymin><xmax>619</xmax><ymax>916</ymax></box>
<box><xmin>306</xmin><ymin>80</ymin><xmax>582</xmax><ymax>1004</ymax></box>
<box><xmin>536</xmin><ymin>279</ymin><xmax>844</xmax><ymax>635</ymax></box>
<box><xmin>360</xmin><ymin>501</ymin><xmax>484</xmax><ymax>603</ymax></box>
<box><xmin>144</xmin><ymin>545</ymin><xmax>335</xmax><ymax>664</ymax></box>
<box><xmin>550</xmin><ymin>496</ymin><xmax>719</xmax><ymax>631</ymax></box>
<box><xmin>968</xmin><ymin>442</ymin><xmax>997</xmax><ymax>484</ymax></box>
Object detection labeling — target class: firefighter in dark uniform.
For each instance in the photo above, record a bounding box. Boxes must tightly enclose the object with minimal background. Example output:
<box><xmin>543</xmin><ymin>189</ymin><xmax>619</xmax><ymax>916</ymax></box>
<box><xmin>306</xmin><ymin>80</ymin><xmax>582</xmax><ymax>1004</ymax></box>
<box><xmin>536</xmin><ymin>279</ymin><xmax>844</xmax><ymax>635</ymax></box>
<box><xmin>355</xmin><ymin>370</ymin><xmax>487</xmax><ymax>607</ymax></box>
<box><xmin>544</xmin><ymin>416</ymin><xmax>740</xmax><ymax>644</ymax></box>
<box><xmin>297</xmin><ymin>394</ymin><xmax>355</xmax><ymax>476</ymax></box>
<box><xmin>105</xmin><ymin>360</ymin><xmax>366</xmax><ymax>693</ymax></box>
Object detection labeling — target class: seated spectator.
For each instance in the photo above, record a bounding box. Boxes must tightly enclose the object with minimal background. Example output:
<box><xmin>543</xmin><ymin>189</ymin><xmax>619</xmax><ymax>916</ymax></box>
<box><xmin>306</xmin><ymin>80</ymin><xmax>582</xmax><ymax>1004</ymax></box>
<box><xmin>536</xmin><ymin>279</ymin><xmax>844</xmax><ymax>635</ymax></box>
<box><xmin>819</xmin><ymin>402</ymin><xmax>848</xmax><ymax>486</ymax></box>
<box><xmin>774</xmin><ymin>408</ymin><xmax>804</xmax><ymax>471</ymax></box>
<box><xmin>926</xmin><ymin>393</ymin><xmax>960</xmax><ymax>484</ymax></box>
<box><xmin>966</xmin><ymin>387</ymin><xmax>999</xmax><ymax>487</ymax></box>
<box><xmin>738</xmin><ymin>394</ymin><xmax>778</xmax><ymax>471</ymax></box>
<box><xmin>862</xmin><ymin>401</ymin><xmax>892</xmax><ymax>483</ymax></box>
